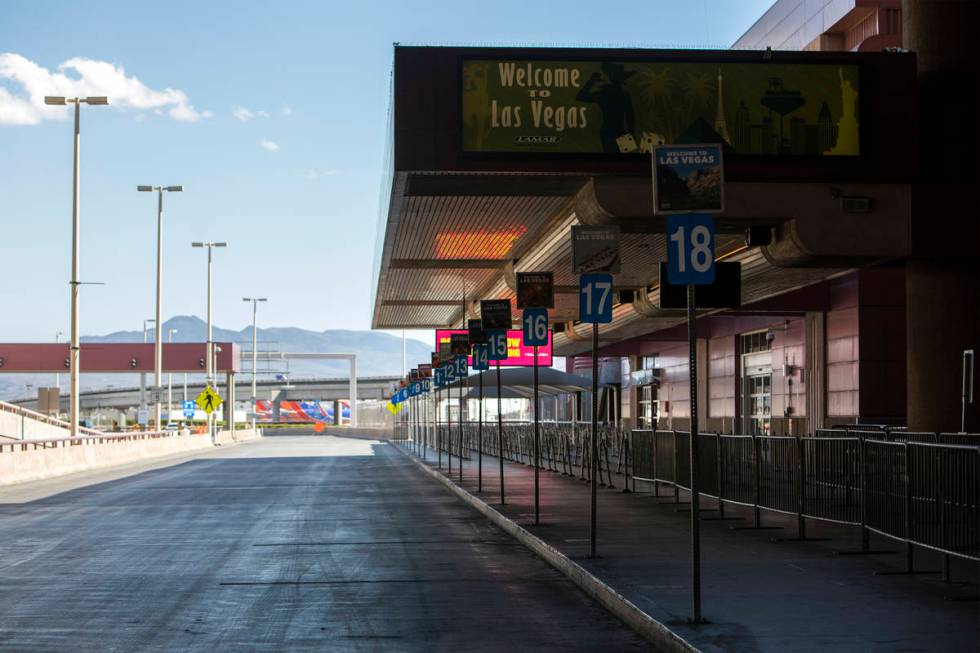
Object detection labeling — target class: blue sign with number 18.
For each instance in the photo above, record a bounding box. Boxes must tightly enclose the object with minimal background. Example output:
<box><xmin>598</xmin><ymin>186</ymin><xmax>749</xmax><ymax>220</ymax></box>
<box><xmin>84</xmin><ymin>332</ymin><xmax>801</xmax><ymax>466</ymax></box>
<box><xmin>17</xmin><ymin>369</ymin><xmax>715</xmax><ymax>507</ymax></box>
<box><xmin>580</xmin><ymin>273</ymin><xmax>614</xmax><ymax>324</ymax></box>
<box><xmin>667</xmin><ymin>214</ymin><xmax>715</xmax><ymax>285</ymax></box>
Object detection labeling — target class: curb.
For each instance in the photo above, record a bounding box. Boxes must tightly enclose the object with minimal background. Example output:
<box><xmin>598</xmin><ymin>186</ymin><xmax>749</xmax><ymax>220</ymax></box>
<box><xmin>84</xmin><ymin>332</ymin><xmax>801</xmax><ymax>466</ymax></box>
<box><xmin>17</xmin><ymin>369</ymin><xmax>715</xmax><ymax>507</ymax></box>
<box><xmin>393</xmin><ymin>443</ymin><xmax>699</xmax><ymax>653</ymax></box>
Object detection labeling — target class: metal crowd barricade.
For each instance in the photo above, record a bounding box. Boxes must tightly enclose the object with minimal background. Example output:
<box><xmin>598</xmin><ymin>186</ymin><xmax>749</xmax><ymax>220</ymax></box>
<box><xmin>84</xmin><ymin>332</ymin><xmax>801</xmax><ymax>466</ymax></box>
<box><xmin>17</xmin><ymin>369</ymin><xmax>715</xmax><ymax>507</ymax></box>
<box><xmin>622</xmin><ymin>429</ymin><xmax>979</xmax><ymax>564</ymax></box>
<box><xmin>402</xmin><ymin>414</ymin><xmax>979</xmax><ymax>566</ymax></box>
<box><xmin>801</xmin><ymin>436</ymin><xmax>862</xmax><ymax>527</ymax></box>
<box><xmin>908</xmin><ymin>441</ymin><xmax>980</xmax><ymax>562</ymax></box>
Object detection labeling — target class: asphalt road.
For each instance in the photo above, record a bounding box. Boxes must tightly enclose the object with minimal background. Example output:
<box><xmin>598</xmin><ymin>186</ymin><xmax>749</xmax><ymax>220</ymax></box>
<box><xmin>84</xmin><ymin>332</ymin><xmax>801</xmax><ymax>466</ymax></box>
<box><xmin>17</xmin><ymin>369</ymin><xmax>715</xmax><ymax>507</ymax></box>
<box><xmin>0</xmin><ymin>436</ymin><xmax>649</xmax><ymax>652</ymax></box>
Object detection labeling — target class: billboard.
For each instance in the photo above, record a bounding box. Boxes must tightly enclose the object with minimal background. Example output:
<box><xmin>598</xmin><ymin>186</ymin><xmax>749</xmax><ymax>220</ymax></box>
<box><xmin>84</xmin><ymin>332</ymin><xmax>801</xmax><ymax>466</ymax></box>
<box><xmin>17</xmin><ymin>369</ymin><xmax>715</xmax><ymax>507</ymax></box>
<box><xmin>254</xmin><ymin>400</ymin><xmax>338</xmax><ymax>424</ymax></box>
<box><xmin>436</xmin><ymin>329</ymin><xmax>552</xmax><ymax>367</ymax></box>
<box><xmin>462</xmin><ymin>59</ymin><xmax>859</xmax><ymax>156</ymax></box>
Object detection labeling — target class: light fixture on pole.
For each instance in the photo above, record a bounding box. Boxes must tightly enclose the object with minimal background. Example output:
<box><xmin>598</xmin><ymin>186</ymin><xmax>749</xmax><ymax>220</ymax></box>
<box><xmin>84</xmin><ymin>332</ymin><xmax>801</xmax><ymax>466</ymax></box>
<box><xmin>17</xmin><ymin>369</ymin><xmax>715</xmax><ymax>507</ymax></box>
<box><xmin>192</xmin><ymin>242</ymin><xmax>227</xmax><ymax>440</ymax></box>
<box><xmin>45</xmin><ymin>95</ymin><xmax>109</xmax><ymax>436</ymax></box>
<box><xmin>138</xmin><ymin>184</ymin><xmax>182</xmax><ymax>431</ymax></box>
<box><xmin>242</xmin><ymin>297</ymin><xmax>268</xmax><ymax>430</ymax></box>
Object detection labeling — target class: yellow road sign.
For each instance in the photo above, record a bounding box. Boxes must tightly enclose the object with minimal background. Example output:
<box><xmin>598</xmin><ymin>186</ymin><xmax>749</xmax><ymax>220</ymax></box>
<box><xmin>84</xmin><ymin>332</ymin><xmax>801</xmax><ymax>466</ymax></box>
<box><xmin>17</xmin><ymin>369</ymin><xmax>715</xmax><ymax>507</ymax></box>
<box><xmin>195</xmin><ymin>386</ymin><xmax>223</xmax><ymax>414</ymax></box>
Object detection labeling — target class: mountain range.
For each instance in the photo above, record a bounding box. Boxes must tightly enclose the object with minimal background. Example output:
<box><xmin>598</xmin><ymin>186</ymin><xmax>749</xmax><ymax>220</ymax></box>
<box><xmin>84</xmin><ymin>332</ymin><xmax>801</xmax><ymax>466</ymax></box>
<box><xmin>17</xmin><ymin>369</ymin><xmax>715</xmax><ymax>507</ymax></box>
<box><xmin>0</xmin><ymin>316</ymin><xmax>432</xmax><ymax>401</ymax></box>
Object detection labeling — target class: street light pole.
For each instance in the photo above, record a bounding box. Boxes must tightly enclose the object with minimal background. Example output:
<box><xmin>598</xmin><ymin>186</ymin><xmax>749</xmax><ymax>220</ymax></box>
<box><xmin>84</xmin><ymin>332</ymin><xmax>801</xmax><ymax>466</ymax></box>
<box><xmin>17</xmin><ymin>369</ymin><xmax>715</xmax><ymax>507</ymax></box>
<box><xmin>192</xmin><ymin>242</ymin><xmax>227</xmax><ymax>440</ymax></box>
<box><xmin>45</xmin><ymin>95</ymin><xmax>108</xmax><ymax>436</ymax></box>
<box><xmin>243</xmin><ymin>297</ymin><xmax>268</xmax><ymax>430</ymax></box>
<box><xmin>138</xmin><ymin>185</ymin><xmax>182</xmax><ymax>430</ymax></box>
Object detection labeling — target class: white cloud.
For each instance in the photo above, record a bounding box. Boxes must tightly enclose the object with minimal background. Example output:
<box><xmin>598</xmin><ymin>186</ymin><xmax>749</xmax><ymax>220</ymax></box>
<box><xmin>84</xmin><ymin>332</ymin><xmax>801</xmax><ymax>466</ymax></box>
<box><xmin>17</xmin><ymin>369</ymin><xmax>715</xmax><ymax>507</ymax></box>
<box><xmin>305</xmin><ymin>168</ymin><xmax>339</xmax><ymax>180</ymax></box>
<box><xmin>259</xmin><ymin>139</ymin><xmax>279</xmax><ymax>152</ymax></box>
<box><xmin>281</xmin><ymin>105</ymin><xmax>292</xmax><ymax>116</ymax></box>
<box><xmin>0</xmin><ymin>53</ymin><xmax>208</xmax><ymax>125</ymax></box>
<box><xmin>233</xmin><ymin>106</ymin><xmax>269</xmax><ymax>121</ymax></box>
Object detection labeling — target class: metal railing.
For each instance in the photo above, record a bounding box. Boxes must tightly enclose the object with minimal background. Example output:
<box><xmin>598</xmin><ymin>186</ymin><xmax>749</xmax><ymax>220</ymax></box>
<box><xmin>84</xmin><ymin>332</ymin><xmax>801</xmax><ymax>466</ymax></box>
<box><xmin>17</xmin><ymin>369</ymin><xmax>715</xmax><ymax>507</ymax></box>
<box><xmin>0</xmin><ymin>400</ymin><xmax>104</xmax><ymax>438</ymax></box>
<box><xmin>394</xmin><ymin>419</ymin><xmax>629</xmax><ymax>487</ymax></box>
<box><xmin>631</xmin><ymin>430</ymin><xmax>980</xmax><ymax>563</ymax></box>
<box><xmin>394</xmin><ymin>414</ymin><xmax>979</xmax><ymax>565</ymax></box>
<box><xmin>0</xmin><ymin>429</ymin><xmax>182</xmax><ymax>453</ymax></box>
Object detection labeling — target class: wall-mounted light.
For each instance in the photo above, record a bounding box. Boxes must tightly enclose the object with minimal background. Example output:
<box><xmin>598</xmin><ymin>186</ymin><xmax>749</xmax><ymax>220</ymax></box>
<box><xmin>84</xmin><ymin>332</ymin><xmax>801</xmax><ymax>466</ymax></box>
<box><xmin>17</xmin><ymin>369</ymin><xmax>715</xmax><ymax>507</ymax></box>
<box><xmin>130</xmin><ymin>357</ymin><xmax>138</xmax><ymax>368</ymax></box>
<box><xmin>64</xmin><ymin>358</ymin><xmax>70</xmax><ymax>369</ymax></box>
<box><xmin>841</xmin><ymin>196</ymin><xmax>873</xmax><ymax>213</ymax></box>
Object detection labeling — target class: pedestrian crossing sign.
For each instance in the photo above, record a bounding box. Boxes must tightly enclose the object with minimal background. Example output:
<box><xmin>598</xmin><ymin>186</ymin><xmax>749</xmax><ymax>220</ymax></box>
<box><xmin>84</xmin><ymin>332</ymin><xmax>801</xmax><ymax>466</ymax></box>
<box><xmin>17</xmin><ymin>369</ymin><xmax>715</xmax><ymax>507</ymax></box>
<box><xmin>195</xmin><ymin>386</ymin><xmax>223</xmax><ymax>414</ymax></box>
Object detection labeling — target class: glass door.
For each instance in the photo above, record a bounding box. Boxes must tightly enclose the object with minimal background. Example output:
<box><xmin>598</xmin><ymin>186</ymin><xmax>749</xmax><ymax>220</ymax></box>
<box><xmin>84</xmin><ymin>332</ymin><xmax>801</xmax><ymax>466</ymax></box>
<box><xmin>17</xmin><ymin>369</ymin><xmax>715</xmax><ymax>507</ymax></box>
<box><xmin>638</xmin><ymin>384</ymin><xmax>658</xmax><ymax>429</ymax></box>
<box><xmin>743</xmin><ymin>373</ymin><xmax>772</xmax><ymax>435</ymax></box>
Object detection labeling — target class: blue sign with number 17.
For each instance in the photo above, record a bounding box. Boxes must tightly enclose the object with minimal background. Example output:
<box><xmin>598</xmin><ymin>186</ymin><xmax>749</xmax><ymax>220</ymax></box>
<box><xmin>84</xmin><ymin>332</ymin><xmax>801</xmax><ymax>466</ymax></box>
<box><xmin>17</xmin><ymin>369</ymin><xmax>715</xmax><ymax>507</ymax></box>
<box><xmin>667</xmin><ymin>214</ymin><xmax>715</xmax><ymax>285</ymax></box>
<box><xmin>580</xmin><ymin>273</ymin><xmax>614</xmax><ymax>324</ymax></box>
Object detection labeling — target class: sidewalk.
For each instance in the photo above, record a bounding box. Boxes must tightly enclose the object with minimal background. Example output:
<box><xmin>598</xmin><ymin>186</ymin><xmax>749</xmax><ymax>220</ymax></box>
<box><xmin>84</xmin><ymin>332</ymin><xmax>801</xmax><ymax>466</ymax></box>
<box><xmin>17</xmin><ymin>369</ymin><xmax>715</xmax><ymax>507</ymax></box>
<box><xmin>400</xmin><ymin>441</ymin><xmax>978</xmax><ymax>652</ymax></box>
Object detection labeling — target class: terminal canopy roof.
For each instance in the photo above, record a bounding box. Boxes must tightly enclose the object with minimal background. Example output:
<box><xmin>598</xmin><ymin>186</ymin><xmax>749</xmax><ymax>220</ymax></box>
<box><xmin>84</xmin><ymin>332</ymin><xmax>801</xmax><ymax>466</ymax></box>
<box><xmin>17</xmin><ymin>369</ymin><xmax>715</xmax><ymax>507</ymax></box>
<box><xmin>372</xmin><ymin>46</ymin><xmax>915</xmax><ymax>356</ymax></box>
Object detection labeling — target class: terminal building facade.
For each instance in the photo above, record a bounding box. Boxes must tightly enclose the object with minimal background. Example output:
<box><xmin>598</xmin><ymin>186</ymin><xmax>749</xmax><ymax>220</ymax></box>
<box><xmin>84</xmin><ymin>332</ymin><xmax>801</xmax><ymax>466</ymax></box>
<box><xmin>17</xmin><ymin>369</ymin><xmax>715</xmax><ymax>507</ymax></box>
<box><xmin>372</xmin><ymin>2</ymin><xmax>978</xmax><ymax>435</ymax></box>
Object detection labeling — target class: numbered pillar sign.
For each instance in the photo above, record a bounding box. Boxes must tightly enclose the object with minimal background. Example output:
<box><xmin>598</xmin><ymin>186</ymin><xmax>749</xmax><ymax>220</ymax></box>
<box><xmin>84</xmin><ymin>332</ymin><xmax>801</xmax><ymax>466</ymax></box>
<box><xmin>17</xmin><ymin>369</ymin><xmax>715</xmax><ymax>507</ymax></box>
<box><xmin>422</xmin><ymin>379</ymin><xmax>431</xmax><ymax>393</ymax></box>
<box><xmin>666</xmin><ymin>214</ymin><xmax>716</xmax><ymax>285</ymax></box>
<box><xmin>487</xmin><ymin>330</ymin><xmax>508</xmax><ymax>361</ymax></box>
<box><xmin>434</xmin><ymin>367</ymin><xmax>444</xmax><ymax>388</ymax></box>
<box><xmin>579</xmin><ymin>273</ymin><xmax>614</xmax><ymax>324</ymax></box>
<box><xmin>472</xmin><ymin>343</ymin><xmax>490</xmax><ymax>371</ymax></box>
<box><xmin>522</xmin><ymin>308</ymin><xmax>549</xmax><ymax>347</ymax></box>
<box><xmin>445</xmin><ymin>362</ymin><xmax>457</xmax><ymax>383</ymax></box>
<box><xmin>454</xmin><ymin>354</ymin><xmax>468</xmax><ymax>377</ymax></box>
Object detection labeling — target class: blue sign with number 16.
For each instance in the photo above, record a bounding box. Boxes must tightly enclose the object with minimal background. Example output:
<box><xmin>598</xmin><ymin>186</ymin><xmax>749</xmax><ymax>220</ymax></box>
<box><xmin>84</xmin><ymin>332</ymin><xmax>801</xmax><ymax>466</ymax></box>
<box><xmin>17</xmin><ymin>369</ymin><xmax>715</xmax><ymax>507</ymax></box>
<box><xmin>522</xmin><ymin>308</ymin><xmax>548</xmax><ymax>346</ymax></box>
<box><xmin>579</xmin><ymin>273</ymin><xmax>614</xmax><ymax>324</ymax></box>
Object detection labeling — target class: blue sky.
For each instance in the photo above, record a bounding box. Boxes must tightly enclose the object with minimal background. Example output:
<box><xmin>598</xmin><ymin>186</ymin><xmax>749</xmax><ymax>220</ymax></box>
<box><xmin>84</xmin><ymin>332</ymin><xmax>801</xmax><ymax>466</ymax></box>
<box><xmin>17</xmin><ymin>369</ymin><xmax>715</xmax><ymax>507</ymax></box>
<box><xmin>0</xmin><ymin>0</ymin><xmax>772</xmax><ymax>345</ymax></box>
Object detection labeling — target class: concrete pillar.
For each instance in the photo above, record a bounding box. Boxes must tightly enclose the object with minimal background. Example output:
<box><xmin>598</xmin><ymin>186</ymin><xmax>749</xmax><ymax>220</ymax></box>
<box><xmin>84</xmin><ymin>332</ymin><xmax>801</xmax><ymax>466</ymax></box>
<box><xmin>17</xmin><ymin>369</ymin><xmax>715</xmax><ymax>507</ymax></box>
<box><xmin>903</xmin><ymin>1</ymin><xmax>980</xmax><ymax>431</ymax></box>
<box><xmin>805</xmin><ymin>311</ymin><xmax>826</xmax><ymax>433</ymax></box>
<box><xmin>271</xmin><ymin>389</ymin><xmax>283</xmax><ymax>423</ymax></box>
<box><xmin>907</xmin><ymin>262</ymin><xmax>979</xmax><ymax>431</ymax></box>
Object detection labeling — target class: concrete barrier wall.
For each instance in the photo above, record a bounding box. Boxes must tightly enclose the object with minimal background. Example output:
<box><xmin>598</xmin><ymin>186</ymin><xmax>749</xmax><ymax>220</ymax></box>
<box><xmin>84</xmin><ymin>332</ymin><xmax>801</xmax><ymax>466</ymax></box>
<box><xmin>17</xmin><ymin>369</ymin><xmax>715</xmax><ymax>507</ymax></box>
<box><xmin>0</xmin><ymin>428</ymin><xmax>262</xmax><ymax>486</ymax></box>
<box><xmin>0</xmin><ymin>410</ymin><xmax>71</xmax><ymax>441</ymax></box>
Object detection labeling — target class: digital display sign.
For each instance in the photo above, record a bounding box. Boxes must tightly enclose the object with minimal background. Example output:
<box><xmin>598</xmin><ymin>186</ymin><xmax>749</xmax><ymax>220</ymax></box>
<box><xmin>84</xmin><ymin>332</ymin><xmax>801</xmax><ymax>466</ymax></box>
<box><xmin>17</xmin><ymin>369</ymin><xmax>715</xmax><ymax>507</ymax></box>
<box><xmin>436</xmin><ymin>329</ymin><xmax>552</xmax><ymax>367</ymax></box>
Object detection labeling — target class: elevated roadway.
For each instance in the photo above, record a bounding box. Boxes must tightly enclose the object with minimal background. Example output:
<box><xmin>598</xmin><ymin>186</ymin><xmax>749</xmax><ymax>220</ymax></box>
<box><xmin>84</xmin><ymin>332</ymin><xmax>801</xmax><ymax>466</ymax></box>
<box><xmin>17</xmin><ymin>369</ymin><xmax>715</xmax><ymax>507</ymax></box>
<box><xmin>9</xmin><ymin>376</ymin><xmax>400</xmax><ymax>412</ymax></box>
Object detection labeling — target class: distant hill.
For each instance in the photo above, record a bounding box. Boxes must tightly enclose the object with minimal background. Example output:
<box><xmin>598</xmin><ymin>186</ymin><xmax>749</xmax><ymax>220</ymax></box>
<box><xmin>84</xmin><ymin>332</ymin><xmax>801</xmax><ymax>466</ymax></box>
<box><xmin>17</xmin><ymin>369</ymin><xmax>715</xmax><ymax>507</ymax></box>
<box><xmin>0</xmin><ymin>316</ymin><xmax>431</xmax><ymax>401</ymax></box>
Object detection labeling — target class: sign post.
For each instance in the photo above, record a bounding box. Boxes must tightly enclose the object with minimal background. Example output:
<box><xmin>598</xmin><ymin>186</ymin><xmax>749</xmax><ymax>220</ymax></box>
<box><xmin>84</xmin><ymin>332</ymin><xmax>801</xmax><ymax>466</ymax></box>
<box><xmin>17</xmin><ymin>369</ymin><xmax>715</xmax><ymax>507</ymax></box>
<box><xmin>657</xmin><ymin>144</ymin><xmax>724</xmax><ymax>625</ymax></box>
<box><xmin>434</xmin><ymin>365</ymin><xmax>442</xmax><ymax>469</ymax></box>
<box><xmin>451</xmin><ymin>334</ymin><xmax>469</xmax><ymax>483</ymax></box>
<box><xmin>420</xmin><ymin>362</ymin><xmax>432</xmax><ymax>461</ymax></box>
<box><xmin>437</xmin><ymin>343</ymin><xmax>452</xmax><ymax>470</ymax></box>
<box><xmin>573</xmin><ymin>224</ymin><xmax>620</xmax><ymax>560</ymax></box>
<box><xmin>482</xmin><ymin>298</ymin><xmax>512</xmax><ymax>505</ymax></box>
<box><xmin>470</xmin><ymin>319</ymin><xmax>488</xmax><ymax>493</ymax></box>
<box><xmin>518</xmin><ymin>271</ymin><xmax>553</xmax><ymax>526</ymax></box>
